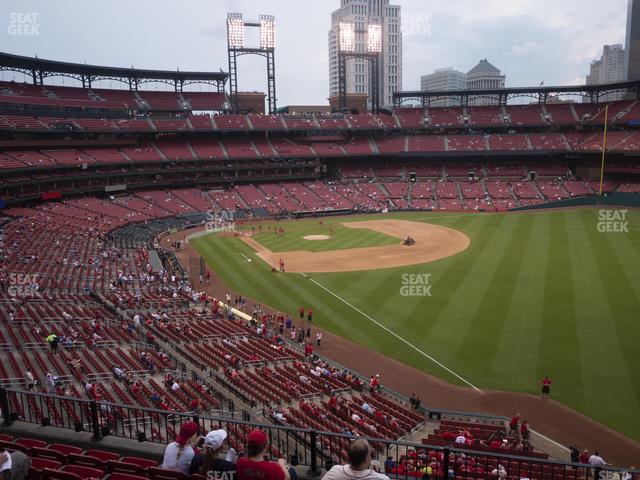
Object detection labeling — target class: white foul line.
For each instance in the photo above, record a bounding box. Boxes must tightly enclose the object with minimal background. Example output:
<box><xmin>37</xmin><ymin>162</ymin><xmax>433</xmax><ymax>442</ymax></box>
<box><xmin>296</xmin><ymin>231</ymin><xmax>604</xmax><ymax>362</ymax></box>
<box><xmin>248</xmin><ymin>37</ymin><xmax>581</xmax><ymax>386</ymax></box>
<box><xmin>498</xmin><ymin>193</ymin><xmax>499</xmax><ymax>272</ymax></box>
<box><xmin>239</xmin><ymin>253</ymin><xmax>251</xmax><ymax>261</ymax></box>
<box><xmin>300</xmin><ymin>272</ymin><xmax>482</xmax><ymax>393</ymax></box>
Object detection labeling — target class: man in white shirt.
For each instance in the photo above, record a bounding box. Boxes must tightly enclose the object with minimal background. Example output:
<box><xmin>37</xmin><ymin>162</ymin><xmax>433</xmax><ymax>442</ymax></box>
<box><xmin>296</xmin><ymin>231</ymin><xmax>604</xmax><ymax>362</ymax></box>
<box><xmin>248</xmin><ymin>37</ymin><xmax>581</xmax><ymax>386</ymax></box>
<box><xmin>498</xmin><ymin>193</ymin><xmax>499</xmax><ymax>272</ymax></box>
<box><xmin>588</xmin><ymin>452</ymin><xmax>606</xmax><ymax>466</ymax></box>
<box><xmin>322</xmin><ymin>439</ymin><xmax>389</xmax><ymax>480</ymax></box>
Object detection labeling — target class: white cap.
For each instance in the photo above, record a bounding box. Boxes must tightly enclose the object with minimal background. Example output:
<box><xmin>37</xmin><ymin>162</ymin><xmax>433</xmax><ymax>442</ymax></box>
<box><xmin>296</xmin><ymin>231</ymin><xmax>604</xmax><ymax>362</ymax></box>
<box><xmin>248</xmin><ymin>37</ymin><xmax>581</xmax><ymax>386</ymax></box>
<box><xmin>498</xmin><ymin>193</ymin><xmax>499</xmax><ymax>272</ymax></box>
<box><xmin>204</xmin><ymin>429</ymin><xmax>228</xmax><ymax>449</ymax></box>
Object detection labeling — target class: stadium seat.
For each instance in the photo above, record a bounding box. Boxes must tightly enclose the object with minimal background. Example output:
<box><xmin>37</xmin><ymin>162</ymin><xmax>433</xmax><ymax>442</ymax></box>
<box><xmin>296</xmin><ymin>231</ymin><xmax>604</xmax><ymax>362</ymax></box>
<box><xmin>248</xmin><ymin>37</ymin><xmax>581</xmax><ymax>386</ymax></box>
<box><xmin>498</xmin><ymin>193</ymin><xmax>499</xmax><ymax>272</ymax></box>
<box><xmin>31</xmin><ymin>447</ymin><xmax>67</xmax><ymax>463</ymax></box>
<box><xmin>15</xmin><ymin>438</ymin><xmax>47</xmax><ymax>451</ymax></box>
<box><xmin>120</xmin><ymin>457</ymin><xmax>159</xmax><ymax>470</ymax></box>
<box><xmin>62</xmin><ymin>465</ymin><xmax>104</xmax><ymax>479</ymax></box>
<box><xmin>147</xmin><ymin>467</ymin><xmax>189</xmax><ymax>480</ymax></box>
<box><xmin>48</xmin><ymin>444</ymin><xmax>84</xmax><ymax>456</ymax></box>
<box><xmin>0</xmin><ymin>434</ymin><xmax>13</xmax><ymax>442</ymax></box>
<box><xmin>109</xmin><ymin>474</ymin><xmax>149</xmax><ymax>480</ymax></box>
<box><xmin>30</xmin><ymin>458</ymin><xmax>63</xmax><ymax>476</ymax></box>
<box><xmin>42</xmin><ymin>469</ymin><xmax>83</xmax><ymax>480</ymax></box>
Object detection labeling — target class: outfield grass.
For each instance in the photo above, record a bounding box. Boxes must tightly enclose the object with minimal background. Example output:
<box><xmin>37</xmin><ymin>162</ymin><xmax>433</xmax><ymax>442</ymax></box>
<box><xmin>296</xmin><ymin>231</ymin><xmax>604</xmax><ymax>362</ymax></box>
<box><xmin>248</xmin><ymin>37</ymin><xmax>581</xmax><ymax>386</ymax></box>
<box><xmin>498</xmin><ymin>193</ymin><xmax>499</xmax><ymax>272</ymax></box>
<box><xmin>191</xmin><ymin>209</ymin><xmax>640</xmax><ymax>441</ymax></box>
<box><xmin>241</xmin><ymin>221</ymin><xmax>399</xmax><ymax>252</ymax></box>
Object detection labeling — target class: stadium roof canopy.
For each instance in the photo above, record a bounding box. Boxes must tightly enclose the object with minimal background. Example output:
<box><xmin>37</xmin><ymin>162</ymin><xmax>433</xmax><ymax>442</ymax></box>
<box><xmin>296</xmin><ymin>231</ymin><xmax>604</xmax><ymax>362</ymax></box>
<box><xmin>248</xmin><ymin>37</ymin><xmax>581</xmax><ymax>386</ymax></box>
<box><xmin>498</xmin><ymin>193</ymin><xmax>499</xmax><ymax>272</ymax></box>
<box><xmin>0</xmin><ymin>51</ymin><xmax>228</xmax><ymax>90</ymax></box>
<box><xmin>393</xmin><ymin>79</ymin><xmax>640</xmax><ymax>107</ymax></box>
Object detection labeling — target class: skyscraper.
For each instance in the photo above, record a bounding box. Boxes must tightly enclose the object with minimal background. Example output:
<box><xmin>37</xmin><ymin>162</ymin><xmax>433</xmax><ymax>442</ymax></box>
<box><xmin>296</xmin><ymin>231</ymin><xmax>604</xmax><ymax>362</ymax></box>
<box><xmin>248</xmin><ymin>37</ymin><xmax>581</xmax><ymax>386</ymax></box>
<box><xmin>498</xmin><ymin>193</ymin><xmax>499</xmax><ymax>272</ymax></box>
<box><xmin>420</xmin><ymin>68</ymin><xmax>467</xmax><ymax>107</ymax></box>
<box><xmin>586</xmin><ymin>44</ymin><xmax>626</xmax><ymax>101</ymax></box>
<box><xmin>625</xmin><ymin>0</ymin><xmax>640</xmax><ymax>81</ymax></box>
<box><xmin>328</xmin><ymin>0</ymin><xmax>402</xmax><ymax>108</ymax></box>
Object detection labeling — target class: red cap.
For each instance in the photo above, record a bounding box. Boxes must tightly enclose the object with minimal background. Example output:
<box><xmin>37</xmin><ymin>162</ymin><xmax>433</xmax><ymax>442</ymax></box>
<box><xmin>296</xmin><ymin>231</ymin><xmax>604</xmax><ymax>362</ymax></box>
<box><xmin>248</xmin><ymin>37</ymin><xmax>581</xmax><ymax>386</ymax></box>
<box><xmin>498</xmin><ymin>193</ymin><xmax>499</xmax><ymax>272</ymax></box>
<box><xmin>176</xmin><ymin>421</ymin><xmax>198</xmax><ymax>446</ymax></box>
<box><xmin>247</xmin><ymin>429</ymin><xmax>268</xmax><ymax>446</ymax></box>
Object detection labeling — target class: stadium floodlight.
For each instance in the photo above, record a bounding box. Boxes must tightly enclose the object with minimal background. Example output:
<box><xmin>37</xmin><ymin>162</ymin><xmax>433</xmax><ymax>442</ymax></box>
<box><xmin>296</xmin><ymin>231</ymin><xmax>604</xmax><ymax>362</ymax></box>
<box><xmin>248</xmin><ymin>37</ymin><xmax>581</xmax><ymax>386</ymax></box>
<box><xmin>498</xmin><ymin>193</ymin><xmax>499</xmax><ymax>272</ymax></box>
<box><xmin>259</xmin><ymin>15</ymin><xmax>276</xmax><ymax>50</ymax></box>
<box><xmin>227</xmin><ymin>13</ymin><xmax>245</xmax><ymax>49</ymax></box>
<box><xmin>339</xmin><ymin>22</ymin><xmax>355</xmax><ymax>53</ymax></box>
<box><xmin>367</xmin><ymin>24</ymin><xmax>382</xmax><ymax>53</ymax></box>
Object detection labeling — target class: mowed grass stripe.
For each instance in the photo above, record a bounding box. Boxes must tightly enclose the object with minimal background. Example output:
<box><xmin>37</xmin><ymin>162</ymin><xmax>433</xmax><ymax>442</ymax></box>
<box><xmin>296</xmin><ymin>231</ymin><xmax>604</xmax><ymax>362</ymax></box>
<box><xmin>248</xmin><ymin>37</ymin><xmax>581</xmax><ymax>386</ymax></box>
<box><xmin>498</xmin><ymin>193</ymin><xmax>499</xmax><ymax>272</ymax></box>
<box><xmin>426</xmin><ymin>214</ymin><xmax>512</xmax><ymax>363</ymax></box>
<box><xmin>565</xmin><ymin>212</ymin><xmax>638</xmax><ymax>440</ymax></box>
<box><xmin>455</xmin><ymin>213</ymin><xmax>535</xmax><ymax>379</ymax></box>
<box><xmin>490</xmin><ymin>211</ymin><xmax>550</xmax><ymax>391</ymax></box>
<box><xmin>575</xmin><ymin>211</ymin><xmax>640</xmax><ymax>439</ymax></box>
<box><xmin>397</xmin><ymin>213</ymin><xmax>499</xmax><ymax>344</ymax></box>
<box><xmin>537</xmin><ymin>212</ymin><xmax>584</xmax><ymax>399</ymax></box>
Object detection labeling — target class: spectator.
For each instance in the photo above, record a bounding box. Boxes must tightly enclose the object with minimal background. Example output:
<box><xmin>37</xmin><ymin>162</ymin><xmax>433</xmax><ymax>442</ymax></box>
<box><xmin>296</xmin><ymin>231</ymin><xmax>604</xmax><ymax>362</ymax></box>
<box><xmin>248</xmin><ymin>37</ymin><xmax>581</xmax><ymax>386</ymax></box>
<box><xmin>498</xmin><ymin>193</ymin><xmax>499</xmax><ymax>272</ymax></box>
<box><xmin>509</xmin><ymin>413</ymin><xmax>520</xmax><ymax>435</ymax></box>
<box><xmin>541</xmin><ymin>376</ymin><xmax>552</xmax><ymax>398</ymax></box>
<box><xmin>579</xmin><ymin>450</ymin><xmax>590</xmax><ymax>464</ymax></box>
<box><xmin>316</xmin><ymin>332</ymin><xmax>322</xmax><ymax>347</ymax></box>
<box><xmin>409</xmin><ymin>394</ymin><xmax>417</xmax><ymax>410</ymax></box>
<box><xmin>0</xmin><ymin>450</ymin><xmax>31</xmax><ymax>480</ymax></box>
<box><xmin>24</xmin><ymin>371</ymin><xmax>35</xmax><ymax>390</ymax></box>
<box><xmin>569</xmin><ymin>445</ymin><xmax>580</xmax><ymax>463</ymax></box>
<box><xmin>491</xmin><ymin>465</ymin><xmax>507</xmax><ymax>480</ymax></box>
<box><xmin>191</xmin><ymin>429</ymin><xmax>236</xmax><ymax>476</ymax></box>
<box><xmin>161</xmin><ymin>421</ymin><xmax>199</xmax><ymax>474</ymax></box>
<box><xmin>520</xmin><ymin>420</ymin><xmax>529</xmax><ymax>441</ymax></box>
<box><xmin>322</xmin><ymin>438</ymin><xmax>389</xmax><ymax>480</ymax></box>
<box><xmin>588</xmin><ymin>452</ymin><xmax>606</xmax><ymax>466</ymax></box>
<box><xmin>236</xmin><ymin>429</ymin><xmax>293</xmax><ymax>480</ymax></box>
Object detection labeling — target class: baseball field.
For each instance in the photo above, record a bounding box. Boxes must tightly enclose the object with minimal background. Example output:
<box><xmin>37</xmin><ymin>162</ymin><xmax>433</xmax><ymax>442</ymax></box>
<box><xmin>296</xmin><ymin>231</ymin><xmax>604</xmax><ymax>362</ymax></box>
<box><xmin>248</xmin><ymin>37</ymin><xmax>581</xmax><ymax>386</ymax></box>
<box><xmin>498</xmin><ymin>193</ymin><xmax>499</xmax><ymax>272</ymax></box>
<box><xmin>190</xmin><ymin>208</ymin><xmax>640</xmax><ymax>442</ymax></box>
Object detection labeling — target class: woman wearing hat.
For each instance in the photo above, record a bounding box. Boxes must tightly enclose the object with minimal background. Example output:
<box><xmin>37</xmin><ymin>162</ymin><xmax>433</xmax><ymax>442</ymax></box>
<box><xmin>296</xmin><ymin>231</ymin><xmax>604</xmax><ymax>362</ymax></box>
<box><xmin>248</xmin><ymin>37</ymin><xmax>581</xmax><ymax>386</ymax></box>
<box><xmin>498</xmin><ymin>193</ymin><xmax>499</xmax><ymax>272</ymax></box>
<box><xmin>191</xmin><ymin>429</ymin><xmax>236</xmax><ymax>476</ymax></box>
<box><xmin>236</xmin><ymin>429</ymin><xmax>294</xmax><ymax>480</ymax></box>
<box><xmin>161</xmin><ymin>421</ymin><xmax>199</xmax><ymax>474</ymax></box>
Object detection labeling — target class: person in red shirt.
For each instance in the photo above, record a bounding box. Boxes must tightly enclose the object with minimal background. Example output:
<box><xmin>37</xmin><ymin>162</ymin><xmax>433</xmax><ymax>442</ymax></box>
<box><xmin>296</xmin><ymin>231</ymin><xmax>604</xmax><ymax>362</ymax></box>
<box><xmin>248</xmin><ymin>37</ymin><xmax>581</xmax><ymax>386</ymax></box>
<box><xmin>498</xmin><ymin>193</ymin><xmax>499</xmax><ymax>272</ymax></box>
<box><xmin>236</xmin><ymin>429</ymin><xmax>291</xmax><ymax>480</ymax></box>
<box><xmin>509</xmin><ymin>413</ymin><xmax>520</xmax><ymax>435</ymax></box>
<box><xmin>298</xmin><ymin>307</ymin><xmax>304</xmax><ymax>320</ymax></box>
<box><xmin>541</xmin><ymin>376</ymin><xmax>552</xmax><ymax>398</ymax></box>
<box><xmin>307</xmin><ymin>309</ymin><xmax>313</xmax><ymax>322</ymax></box>
<box><xmin>579</xmin><ymin>450</ymin><xmax>590</xmax><ymax>464</ymax></box>
<box><xmin>520</xmin><ymin>420</ymin><xmax>529</xmax><ymax>441</ymax></box>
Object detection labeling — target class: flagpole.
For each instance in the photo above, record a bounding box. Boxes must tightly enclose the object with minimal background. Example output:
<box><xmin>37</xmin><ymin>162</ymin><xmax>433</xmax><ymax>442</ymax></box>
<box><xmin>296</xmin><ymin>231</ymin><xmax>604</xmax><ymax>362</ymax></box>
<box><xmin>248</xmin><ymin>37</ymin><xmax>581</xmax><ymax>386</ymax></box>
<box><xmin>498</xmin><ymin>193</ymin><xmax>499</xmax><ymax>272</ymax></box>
<box><xmin>599</xmin><ymin>104</ymin><xmax>609</xmax><ymax>196</ymax></box>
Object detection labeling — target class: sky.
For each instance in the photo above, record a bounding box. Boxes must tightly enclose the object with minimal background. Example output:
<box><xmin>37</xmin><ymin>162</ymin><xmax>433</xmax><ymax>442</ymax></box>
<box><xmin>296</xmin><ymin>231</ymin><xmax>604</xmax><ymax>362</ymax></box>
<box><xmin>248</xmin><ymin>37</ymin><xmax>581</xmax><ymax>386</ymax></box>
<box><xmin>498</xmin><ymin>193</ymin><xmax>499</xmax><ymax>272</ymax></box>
<box><xmin>0</xmin><ymin>0</ymin><xmax>629</xmax><ymax>106</ymax></box>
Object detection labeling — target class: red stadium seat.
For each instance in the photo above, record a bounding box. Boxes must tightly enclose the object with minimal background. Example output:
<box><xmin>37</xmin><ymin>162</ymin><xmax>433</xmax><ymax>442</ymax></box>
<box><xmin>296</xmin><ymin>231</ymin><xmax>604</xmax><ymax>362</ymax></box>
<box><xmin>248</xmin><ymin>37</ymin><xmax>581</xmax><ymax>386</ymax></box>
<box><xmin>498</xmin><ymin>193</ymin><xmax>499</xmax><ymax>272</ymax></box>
<box><xmin>85</xmin><ymin>450</ymin><xmax>120</xmax><ymax>462</ymax></box>
<box><xmin>109</xmin><ymin>474</ymin><xmax>148</xmax><ymax>480</ymax></box>
<box><xmin>31</xmin><ymin>447</ymin><xmax>67</xmax><ymax>463</ymax></box>
<box><xmin>0</xmin><ymin>434</ymin><xmax>12</xmax><ymax>442</ymax></box>
<box><xmin>67</xmin><ymin>454</ymin><xmax>107</xmax><ymax>469</ymax></box>
<box><xmin>15</xmin><ymin>437</ymin><xmax>47</xmax><ymax>451</ymax></box>
<box><xmin>62</xmin><ymin>464</ymin><xmax>104</xmax><ymax>479</ymax></box>
<box><xmin>48</xmin><ymin>444</ymin><xmax>84</xmax><ymax>456</ymax></box>
<box><xmin>107</xmin><ymin>460</ymin><xmax>147</xmax><ymax>476</ymax></box>
<box><xmin>121</xmin><ymin>457</ymin><xmax>158</xmax><ymax>469</ymax></box>
<box><xmin>30</xmin><ymin>458</ymin><xmax>63</xmax><ymax>476</ymax></box>
<box><xmin>42</xmin><ymin>469</ymin><xmax>83</xmax><ymax>480</ymax></box>
<box><xmin>147</xmin><ymin>467</ymin><xmax>188</xmax><ymax>480</ymax></box>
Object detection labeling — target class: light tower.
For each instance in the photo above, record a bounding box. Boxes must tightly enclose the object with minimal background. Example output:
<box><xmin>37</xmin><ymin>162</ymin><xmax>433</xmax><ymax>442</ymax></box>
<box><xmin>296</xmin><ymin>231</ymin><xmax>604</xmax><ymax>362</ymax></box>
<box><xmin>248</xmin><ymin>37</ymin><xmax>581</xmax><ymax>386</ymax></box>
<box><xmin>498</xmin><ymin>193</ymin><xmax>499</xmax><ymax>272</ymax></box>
<box><xmin>337</xmin><ymin>21</ymin><xmax>382</xmax><ymax>113</ymax></box>
<box><xmin>226</xmin><ymin>13</ymin><xmax>277</xmax><ymax>114</ymax></box>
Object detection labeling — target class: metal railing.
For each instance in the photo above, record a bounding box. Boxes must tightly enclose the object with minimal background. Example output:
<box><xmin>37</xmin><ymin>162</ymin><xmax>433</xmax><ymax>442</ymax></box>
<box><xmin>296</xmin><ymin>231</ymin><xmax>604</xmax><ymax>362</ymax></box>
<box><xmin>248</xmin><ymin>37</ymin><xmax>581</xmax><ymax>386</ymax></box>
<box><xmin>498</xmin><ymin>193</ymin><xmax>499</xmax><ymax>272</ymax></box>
<box><xmin>1</xmin><ymin>387</ymin><xmax>637</xmax><ymax>480</ymax></box>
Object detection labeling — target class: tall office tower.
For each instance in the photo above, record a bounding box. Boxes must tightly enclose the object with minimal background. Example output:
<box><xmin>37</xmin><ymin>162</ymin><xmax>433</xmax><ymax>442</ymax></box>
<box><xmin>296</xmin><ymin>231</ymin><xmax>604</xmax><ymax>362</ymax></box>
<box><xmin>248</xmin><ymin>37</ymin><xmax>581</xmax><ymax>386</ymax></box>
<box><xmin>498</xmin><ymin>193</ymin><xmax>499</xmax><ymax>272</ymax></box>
<box><xmin>625</xmin><ymin>0</ymin><xmax>640</xmax><ymax>80</ymax></box>
<box><xmin>420</xmin><ymin>68</ymin><xmax>467</xmax><ymax>107</ymax></box>
<box><xmin>587</xmin><ymin>44</ymin><xmax>626</xmax><ymax>101</ymax></box>
<box><xmin>329</xmin><ymin>0</ymin><xmax>402</xmax><ymax>108</ymax></box>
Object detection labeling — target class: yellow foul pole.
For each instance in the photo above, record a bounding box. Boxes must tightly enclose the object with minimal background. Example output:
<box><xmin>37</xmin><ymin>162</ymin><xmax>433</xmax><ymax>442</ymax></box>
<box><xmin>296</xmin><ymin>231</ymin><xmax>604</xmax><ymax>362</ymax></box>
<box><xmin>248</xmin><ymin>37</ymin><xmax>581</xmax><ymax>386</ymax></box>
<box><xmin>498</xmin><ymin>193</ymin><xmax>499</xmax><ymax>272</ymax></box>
<box><xmin>599</xmin><ymin>104</ymin><xmax>609</xmax><ymax>196</ymax></box>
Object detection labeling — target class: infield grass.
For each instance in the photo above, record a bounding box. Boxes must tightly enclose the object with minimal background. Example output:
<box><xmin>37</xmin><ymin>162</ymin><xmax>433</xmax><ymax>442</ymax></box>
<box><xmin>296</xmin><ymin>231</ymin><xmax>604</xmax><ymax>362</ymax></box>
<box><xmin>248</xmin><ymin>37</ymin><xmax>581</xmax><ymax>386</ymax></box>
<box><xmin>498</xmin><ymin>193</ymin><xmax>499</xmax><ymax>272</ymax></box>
<box><xmin>191</xmin><ymin>208</ymin><xmax>640</xmax><ymax>442</ymax></box>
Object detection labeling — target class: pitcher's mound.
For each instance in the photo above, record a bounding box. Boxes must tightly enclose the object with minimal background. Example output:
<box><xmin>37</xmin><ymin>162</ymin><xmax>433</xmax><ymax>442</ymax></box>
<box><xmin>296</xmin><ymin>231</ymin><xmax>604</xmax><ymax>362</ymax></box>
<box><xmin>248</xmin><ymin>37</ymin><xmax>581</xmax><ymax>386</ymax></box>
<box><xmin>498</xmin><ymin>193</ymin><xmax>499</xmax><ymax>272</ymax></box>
<box><xmin>303</xmin><ymin>235</ymin><xmax>331</xmax><ymax>241</ymax></box>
